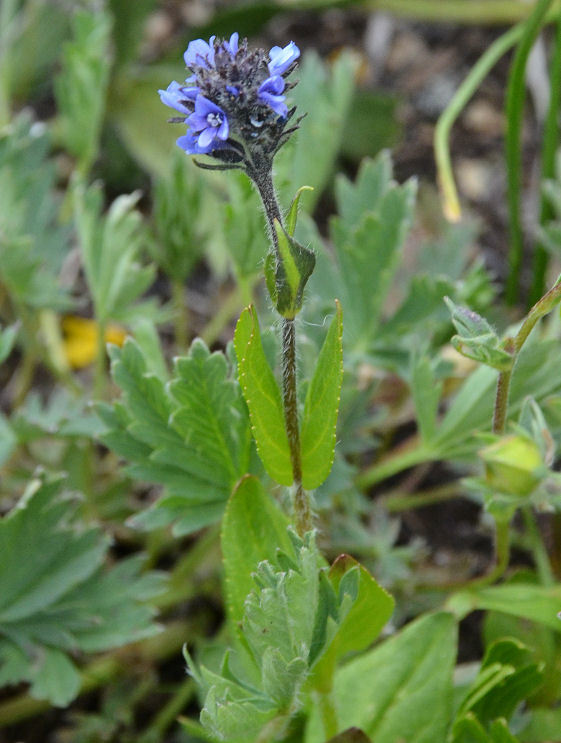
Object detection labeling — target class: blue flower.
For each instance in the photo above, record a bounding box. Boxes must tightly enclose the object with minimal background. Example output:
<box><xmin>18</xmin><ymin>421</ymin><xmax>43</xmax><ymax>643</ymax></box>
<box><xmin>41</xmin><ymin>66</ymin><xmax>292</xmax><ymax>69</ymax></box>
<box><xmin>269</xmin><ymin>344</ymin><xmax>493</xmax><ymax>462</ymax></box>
<box><xmin>258</xmin><ymin>76</ymin><xmax>287</xmax><ymax>117</ymax></box>
<box><xmin>268</xmin><ymin>41</ymin><xmax>300</xmax><ymax>76</ymax></box>
<box><xmin>158</xmin><ymin>81</ymin><xmax>198</xmax><ymax>115</ymax></box>
<box><xmin>184</xmin><ymin>36</ymin><xmax>216</xmax><ymax>69</ymax></box>
<box><xmin>222</xmin><ymin>32</ymin><xmax>239</xmax><ymax>57</ymax></box>
<box><xmin>186</xmin><ymin>95</ymin><xmax>229</xmax><ymax>149</ymax></box>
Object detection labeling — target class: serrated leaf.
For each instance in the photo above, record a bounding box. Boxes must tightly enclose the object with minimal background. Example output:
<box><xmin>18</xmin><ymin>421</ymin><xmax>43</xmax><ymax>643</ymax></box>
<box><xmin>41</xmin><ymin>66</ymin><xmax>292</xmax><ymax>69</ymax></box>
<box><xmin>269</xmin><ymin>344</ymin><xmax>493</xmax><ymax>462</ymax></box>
<box><xmin>305</xmin><ymin>612</ymin><xmax>457</xmax><ymax>743</ymax></box>
<box><xmin>73</xmin><ymin>180</ymin><xmax>156</xmax><ymax>325</ymax></box>
<box><xmin>327</xmin><ymin>155</ymin><xmax>416</xmax><ymax>347</ymax></box>
<box><xmin>272</xmin><ymin>220</ymin><xmax>316</xmax><ymax>319</ymax></box>
<box><xmin>445</xmin><ymin>297</ymin><xmax>513</xmax><ymax>372</ymax></box>
<box><xmin>301</xmin><ymin>301</ymin><xmax>343</xmax><ymax>489</ymax></box>
<box><xmin>234</xmin><ymin>306</ymin><xmax>292</xmax><ymax>486</ymax></box>
<box><xmin>54</xmin><ymin>9</ymin><xmax>111</xmax><ymax>174</ymax></box>
<box><xmin>221</xmin><ymin>475</ymin><xmax>291</xmax><ymax>628</ymax></box>
<box><xmin>0</xmin><ymin>478</ymin><xmax>163</xmax><ymax>705</ymax></box>
<box><xmin>102</xmin><ymin>337</ymin><xmax>251</xmax><ymax>535</ymax></box>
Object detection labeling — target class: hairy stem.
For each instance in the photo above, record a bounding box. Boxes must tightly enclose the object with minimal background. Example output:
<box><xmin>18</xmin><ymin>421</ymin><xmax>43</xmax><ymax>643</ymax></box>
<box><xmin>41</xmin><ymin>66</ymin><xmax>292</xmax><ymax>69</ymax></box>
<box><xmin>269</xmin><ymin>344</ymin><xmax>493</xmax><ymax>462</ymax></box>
<box><xmin>282</xmin><ymin>318</ymin><xmax>310</xmax><ymax>535</ymax></box>
<box><xmin>252</xmin><ymin>168</ymin><xmax>312</xmax><ymax>535</ymax></box>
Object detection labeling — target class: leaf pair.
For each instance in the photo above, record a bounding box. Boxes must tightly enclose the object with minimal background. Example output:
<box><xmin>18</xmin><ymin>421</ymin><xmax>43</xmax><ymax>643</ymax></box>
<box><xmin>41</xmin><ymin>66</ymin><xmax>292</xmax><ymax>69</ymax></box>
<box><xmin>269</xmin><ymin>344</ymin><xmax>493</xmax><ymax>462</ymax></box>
<box><xmin>234</xmin><ymin>301</ymin><xmax>343</xmax><ymax>490</ymax></box>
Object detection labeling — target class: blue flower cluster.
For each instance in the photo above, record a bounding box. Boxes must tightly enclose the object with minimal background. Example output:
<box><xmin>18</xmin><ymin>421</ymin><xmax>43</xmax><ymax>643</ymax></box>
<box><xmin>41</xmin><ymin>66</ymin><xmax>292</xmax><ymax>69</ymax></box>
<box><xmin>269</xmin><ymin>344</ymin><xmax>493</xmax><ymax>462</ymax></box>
<box><xmin>159</xmin><ymin>34</ymin><xmax>300</xmax><ymax>166</ymax></box>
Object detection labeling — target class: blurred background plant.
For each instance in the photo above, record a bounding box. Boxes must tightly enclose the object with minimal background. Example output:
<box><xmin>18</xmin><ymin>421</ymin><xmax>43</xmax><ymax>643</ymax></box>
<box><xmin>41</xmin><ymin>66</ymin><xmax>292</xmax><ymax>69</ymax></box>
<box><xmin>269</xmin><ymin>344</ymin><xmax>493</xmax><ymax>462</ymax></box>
<box><xmin>2</xmin><ymin>1</ymin><xmax>561</xmax><ymax>741</ymax></box>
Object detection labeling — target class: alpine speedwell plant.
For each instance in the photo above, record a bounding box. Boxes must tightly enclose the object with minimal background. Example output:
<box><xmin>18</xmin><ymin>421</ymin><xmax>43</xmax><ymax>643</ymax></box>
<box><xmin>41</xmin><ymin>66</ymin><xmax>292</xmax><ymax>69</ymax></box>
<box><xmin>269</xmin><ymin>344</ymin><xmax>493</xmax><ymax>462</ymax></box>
<box><xmin>151</xmin><ymin>31</ymin><xmax>561</xmax><ymax>743</ymax></box>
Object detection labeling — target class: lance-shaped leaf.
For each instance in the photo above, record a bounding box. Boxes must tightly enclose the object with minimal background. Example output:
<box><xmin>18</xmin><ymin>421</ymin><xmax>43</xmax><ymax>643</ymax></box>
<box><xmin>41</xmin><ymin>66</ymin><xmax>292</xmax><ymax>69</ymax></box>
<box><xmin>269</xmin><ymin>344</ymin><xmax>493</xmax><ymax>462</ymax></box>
<box><xmin>270</xmin><ymin>220</ymin><xmax>316</xmax><ymax>319</ymax></box>
<box><xmin>301</xmin><ymin>301</ymin><xmax>344</xmax><ymax>489</ymax></box>
<box><xmin>445</xmin><ymin>297</ymin><xmax>513</xmax><ymax>372</ymax></box>
<box><xmin>234</xmin><ymin>306</ymin><xmax>293</xmax><ymax>486</ymax></box>
<box><xmin>286</xmin><ymin>185</ymin><xmax>314</xmax><ymax>236</ymax></box>
<box><xmin>410</xmin><ymin>354</ymin><xmax>442</xmax><ymax>444</ymax></box>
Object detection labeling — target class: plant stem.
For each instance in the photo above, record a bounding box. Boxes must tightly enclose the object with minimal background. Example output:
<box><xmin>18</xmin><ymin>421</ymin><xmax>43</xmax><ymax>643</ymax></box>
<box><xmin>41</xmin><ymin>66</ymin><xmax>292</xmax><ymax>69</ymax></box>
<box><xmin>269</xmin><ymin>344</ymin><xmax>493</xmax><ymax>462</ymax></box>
<box><xmin>522</xmin><ymin>506</ymin><xmax>555</xmax><ymax>585</ymax></box>
<box><xmin>435</xmin><ymin>25</ymin><xmax>523</xmax><ymax>221</ymax></box>
<box><xmin>471</xmin><ymin>518</ymin><xmax>511</xmax><ymax>588</ymax></box>
<box><xmin>94</xmin><ymin>319</ymin><xmax>107</xmax><ymax>400</ymax></box>
<box><xmin>138</xmin><ymin>678</ymin><xmax>195</xmax><ymax>743</ymax></box>
<box><xmin>282</xmin><ymin>317</ymin><xmax>310</xmax><ymax>535</ymax></box>
<box><xmin>382</xmin><ymin>482</ymin><xmax>463</xmax><ymax>512</ymax></box>
<box><xmin>492</xmin><ymin>278</ymin><xmax>561</xmax><ymax>432</ymax></box>
<box><xmin>172</xmin><ymin>278</ymin><xmax>188</xmax><ymax>350</ymax></box>
<box><xmin>318</xmin><ymin>690</ymin><xmax>338</xmax><ymax>739</ymax></box>
<box><xmin>355</xmin><ymin>438</ymin><xmax>430</xmax><ymax>490</ymax></box>
<box><xmin>252</xmin><ymin>168</ymin><xmax>312</xmax><ymax>535</ymax></box>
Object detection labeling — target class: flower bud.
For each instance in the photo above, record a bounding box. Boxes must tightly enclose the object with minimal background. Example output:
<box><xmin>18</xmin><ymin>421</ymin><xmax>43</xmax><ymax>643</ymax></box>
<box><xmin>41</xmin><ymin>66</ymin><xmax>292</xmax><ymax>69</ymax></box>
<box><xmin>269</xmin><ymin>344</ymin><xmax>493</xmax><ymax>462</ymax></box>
<box><xmin>481</xmin><ymin>434</ymin><xmax>544</xmax><ymax>497</ymax></box>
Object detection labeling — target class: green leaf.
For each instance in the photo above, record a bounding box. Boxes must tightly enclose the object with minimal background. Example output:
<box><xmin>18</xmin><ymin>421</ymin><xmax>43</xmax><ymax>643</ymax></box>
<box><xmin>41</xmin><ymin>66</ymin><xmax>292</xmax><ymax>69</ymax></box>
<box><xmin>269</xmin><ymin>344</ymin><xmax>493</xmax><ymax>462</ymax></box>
<box><xmin>73</xmin><ymin>180</ymin><xmax>156</xmax><ymax>324</ymax></box>
<box><xmin>301</xmin><ymin>301</ymin><xmax>344</xmax><ymax>489</ymax></box>
<box><xmin>0</xmin><ymin>323</ymin><xmax>18</xmax><ymax>364</ymax></box>
<box><xmin>455</xmin><ymin>638</ymin><xmax>543</xmax><ymax>726</ymax></box>
<box><xmin>221</xmin><ymin>475</ymin><xmax>292</xmax><ymax>628</ymax></box>
<box><xmin>318</xmin><ymin>153</ymin><xmax>416</xmax><ymax>349</ymax></box>
<box><xmin>305</xmin><ymin>612</ymin><xmax>457</xmax><ymax>743</ymax></box>
<box><xmin>447</xmin><ymin>582</ymin><xmax>561</xmax><ymax>633</ymax></box>
<box><xmin>272</xmin><ymin>220</ymin><xmax>316</xmax><ymax>319</ymax></box>
<box><xmin>286</xmin><ymin>185</ymin><xmax>314</xmax><ymax>236</ymax></box>
<box><xmin>0</xmin><ymin>477</ymin><xmax>163</xmax><ymax>705</ymax></box>
<box><xmin>452</xmin><ymin>715</ymin><xmax>519</xmax><ymax>743</ymax></box>
<box><xmin>0</xmin><ymin>412</ymin><xmax>16</xmax><ymax>467</ymax></box>
<box><xmin>410</xmin><ymin>354</ymin><xmax>442</xmax><ymax>444</ymax></box>
<box><xmin>445</xmin><ymin>297</ymin><xmax>513</xmax><ymax>371</ymax></box>
<box><xmin>101</xmin><ymin>337</ymin><xmax>251</xmax><ymax>535</ymax></box>
<box><xmin>310</xmin><ymin>554</ymin><xmax>394</xmax><ymax>692</ymax></box>
<box><xmin>234</xmin><ymin>306</ymin><xmax>292</xmax><ymax>486</ymax></box>
<box><xmin>0</xmin><ymin>116</ymin><xmax>72</xmax><ymax>310</ymax></box>
<box><xmin>54</xmin><ymin>9</ymin><xmax>112</xmax><ymax>174</ymax></box>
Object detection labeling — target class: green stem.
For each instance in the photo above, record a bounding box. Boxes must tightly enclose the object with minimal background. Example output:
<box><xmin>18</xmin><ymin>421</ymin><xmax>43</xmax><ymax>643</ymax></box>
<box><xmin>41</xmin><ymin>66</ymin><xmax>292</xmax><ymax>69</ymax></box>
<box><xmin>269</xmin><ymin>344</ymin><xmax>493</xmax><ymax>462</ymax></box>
<box><xmin>531</xmin><ymin>5</ymin><xmax>561</xmax><ymax>303</ymax></box>
<box><xmin>522</xmin><ymin>506</ymin><xmax>555</xmax><ymax>584</ymax></box>
<box><xmin>471</xmin><ymin>518</ymin><xmax>511</xmax><ymax>588</ymax></box>
<box><xmin>253</xmin><ymin>168</ymin><xmax>312</xmax><ymax>535</ymax></box>
<box><xmin>282</xmin><ymin>317</ymin><xmax>309</xmax><ymax>536</ymax></box>
<box><xmin>138</xmin><ymin>678</ymin><xmax>195</xmax><ymax>743</ymax></box>
<box><xmin>355</xmin><ymin>439</ymin><xmax>430</xmax><ymax>491</ymax></box>
<box><xmin>435</xmin><ymin>25</ymin><xmax>523</xmax><ymax>221</ymax></box>
<box><xmin>171</xmin><ymin>278</ymin><xmax>188</xmax><ymax>350</ymax></box>
<box><xmin>382</xmin><ymin>483</ymin><xmax>463</xmax><ymax>512</ymax></box>
<box><xmin>505</xmin><ymin>0</ymin><xmax>555</xmax><ymax>305</ymax></box>
<box><xmin>319</xmin><ymin>690</ymin><xmax>339</xmax><ymax>739</ymax></box>
<box><xmin>492</xmin><ymin>277</ymin><xmax>561</xmax><ymax>432</ymax></box>
<box><xmin>94</xmin><ymin>319</ymin><xmax>107</xmax><ymax>400</ymax></box>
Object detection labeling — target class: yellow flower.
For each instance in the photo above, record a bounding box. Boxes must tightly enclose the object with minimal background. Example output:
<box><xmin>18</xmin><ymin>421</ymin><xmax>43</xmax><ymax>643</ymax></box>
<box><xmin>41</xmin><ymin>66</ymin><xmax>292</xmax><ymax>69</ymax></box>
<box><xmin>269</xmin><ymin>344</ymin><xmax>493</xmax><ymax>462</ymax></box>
<box><xmin>62</xmin><ymin>316</ymin><xmax>126</xmax><ymax>369</ymax></box>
